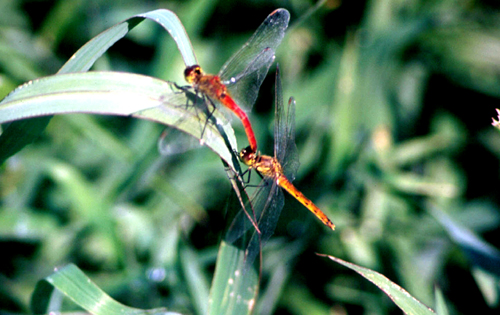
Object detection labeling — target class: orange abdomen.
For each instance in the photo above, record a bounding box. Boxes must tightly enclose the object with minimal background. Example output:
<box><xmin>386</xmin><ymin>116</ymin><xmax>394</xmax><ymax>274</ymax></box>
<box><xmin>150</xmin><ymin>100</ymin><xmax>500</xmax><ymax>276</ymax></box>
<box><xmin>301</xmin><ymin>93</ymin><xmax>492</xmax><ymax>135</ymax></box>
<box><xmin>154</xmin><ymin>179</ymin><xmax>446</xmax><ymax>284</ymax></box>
<box><xmin>277</xmin><ymin>175</ymin><xmax>335</xmax><ymax>230</ymax></box>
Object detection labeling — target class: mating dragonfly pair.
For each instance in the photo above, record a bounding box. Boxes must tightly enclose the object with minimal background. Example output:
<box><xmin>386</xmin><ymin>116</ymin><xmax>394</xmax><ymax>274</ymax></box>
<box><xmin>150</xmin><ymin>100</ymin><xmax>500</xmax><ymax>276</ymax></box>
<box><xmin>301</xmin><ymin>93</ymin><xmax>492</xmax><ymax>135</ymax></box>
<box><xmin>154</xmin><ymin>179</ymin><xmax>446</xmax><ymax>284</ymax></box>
<box><xmin>169</xmin><ymin>8</ymin><xmax>334</xmax><ymax>263</ymax></box>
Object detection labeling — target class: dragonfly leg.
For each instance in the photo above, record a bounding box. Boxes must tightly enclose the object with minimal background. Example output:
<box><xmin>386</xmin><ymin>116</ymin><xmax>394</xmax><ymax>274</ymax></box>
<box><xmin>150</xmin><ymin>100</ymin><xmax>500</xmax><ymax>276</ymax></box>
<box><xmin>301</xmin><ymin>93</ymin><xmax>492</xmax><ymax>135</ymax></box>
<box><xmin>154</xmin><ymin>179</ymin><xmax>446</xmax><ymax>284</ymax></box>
<box><xmin>239</xmin><ymin>166</ymin><xmax>253</xmax><ymax>184</ymax></box>
<box><xmin>173</xmin><ymin>82</ymin><xmax>192</xmax><ymax>93</ymax></box>
<box><xmin>168</xmin><ymin>83</ymin><xmax>199</xmax><ymax>111</ymax></box>
<box><xmin>241</xmin><ymin>169</ymin><xmax>267</xmax><ymax>188</ymax></box>
<box><xmin>198</xmin><ymin>96</ymin><xmax>218</xmax><ymax>141</ymax></box>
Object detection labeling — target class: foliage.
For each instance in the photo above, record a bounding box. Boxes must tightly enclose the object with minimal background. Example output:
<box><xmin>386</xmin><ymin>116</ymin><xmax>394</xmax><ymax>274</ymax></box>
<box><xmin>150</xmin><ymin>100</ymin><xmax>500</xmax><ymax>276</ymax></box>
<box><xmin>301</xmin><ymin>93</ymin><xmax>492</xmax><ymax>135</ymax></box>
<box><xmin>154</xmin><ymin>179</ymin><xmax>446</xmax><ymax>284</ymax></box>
<box><xmin>1</xmin><ymin>0</ymin><xmax>500</xmax><ymax>314</ymax></box>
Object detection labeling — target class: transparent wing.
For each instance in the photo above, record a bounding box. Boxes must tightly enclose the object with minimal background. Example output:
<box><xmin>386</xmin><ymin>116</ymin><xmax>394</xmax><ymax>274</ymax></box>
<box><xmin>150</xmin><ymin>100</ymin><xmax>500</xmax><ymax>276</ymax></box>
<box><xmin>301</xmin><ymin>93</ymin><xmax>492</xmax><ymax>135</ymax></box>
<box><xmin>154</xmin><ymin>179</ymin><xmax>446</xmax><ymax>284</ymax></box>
<box><xmin>222</xmin><ymin>48</ymin><xmax>275</xmax><ymax>112</ymax></box>
<box><xmin>225</xmin><ymin>175</ymin><xmax>284</xmax><ymax>268</ymax></box>
<box><xmin>219</xmin><ymin>9</ymin><xmax>290</xmax><ymax>111</ymax></box>
<box><xmin>243</xmin><ymin>179</ymin><xmax>284</xmax><ymax>267</ymax></box>
<box><xmin>281</xmin><ymin>97</ymin><xmax>300</xmax><ymax>182</ymax></box>
<box><xmin>274</xmin><ymin>65</ymin><xmax>286</xmax><ymax>163</ymax></box>
<box><xmin>157</xmin><ymin>84</ymin><xmax>232</xmax><ymax>153</ymax></box>
<box><xmin>224</xmin><ymin>170</ymin><xmax>259</xmax><ymax>245</ymax></box>
<box><xmin>273</xmin><ymin>67</ymin><xmax>299</xmax><ymax>181</ymax></box>
<box><xmin>219</xmin><ymin>9</ymin><xmax>289</xmax><ymax>80</ymax></box>
<box><xmin>222</xmin><ymin>167</ymin><xmax>261</xmax><ymax>274</ymax></box>
<box><xmin>157</xmin><ymin>127</ymin><xmax>204</xmax><ymax>155</ymax></box>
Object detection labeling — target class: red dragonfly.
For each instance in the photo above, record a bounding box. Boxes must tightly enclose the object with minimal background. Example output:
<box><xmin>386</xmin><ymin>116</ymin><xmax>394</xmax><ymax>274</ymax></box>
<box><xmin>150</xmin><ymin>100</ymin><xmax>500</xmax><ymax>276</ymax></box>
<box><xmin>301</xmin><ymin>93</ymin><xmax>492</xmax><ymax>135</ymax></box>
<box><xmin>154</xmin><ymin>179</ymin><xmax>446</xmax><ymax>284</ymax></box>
<box><xmin>230</xmin><ymin>66</ymin><xmax>335</xmax><ymax>265</ymax></box>
<box><xmin>184</xmin><ymin>8</ymin><xmax>290</xmax><ymax>153</ymax></box>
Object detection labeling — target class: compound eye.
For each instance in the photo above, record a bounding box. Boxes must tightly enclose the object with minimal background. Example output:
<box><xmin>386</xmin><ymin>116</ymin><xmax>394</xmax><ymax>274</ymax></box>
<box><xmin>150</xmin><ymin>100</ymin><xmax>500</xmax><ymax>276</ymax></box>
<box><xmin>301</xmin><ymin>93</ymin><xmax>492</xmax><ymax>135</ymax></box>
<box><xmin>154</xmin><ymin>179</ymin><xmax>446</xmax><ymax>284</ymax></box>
<box><xmin>240</xmin><ymin>145</ymin><xmax>251</xmax><ymax>155</ymax></box>
<box><xmin>184</xmin><ymin>65</ymin><xmax>203</xmax><ymax>83</ymax></box>
<box><xmin>238</xmin><ymin>146</ymin><xmax>255</xmax><ymax>164</ymax></box>
<box><xmin>238</xmin><ymin>149</ymin><xmax>246</xmax><ymax>159</ymax></box>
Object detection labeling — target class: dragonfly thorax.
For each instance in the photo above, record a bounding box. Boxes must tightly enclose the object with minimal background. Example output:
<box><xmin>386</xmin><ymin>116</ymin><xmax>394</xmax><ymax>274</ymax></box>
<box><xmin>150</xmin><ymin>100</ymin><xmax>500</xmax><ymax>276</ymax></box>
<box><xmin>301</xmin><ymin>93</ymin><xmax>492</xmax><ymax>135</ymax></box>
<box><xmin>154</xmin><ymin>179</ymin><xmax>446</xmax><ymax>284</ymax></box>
<box><xmin>254</xmin><ymin>155</ymin><xmax>282</xmax><ymax>178</ymax></box>
<box><xmin>196</xmin><ymin>75</ymin><xmax>227</xmax><ymax>100</ymax></box>
<box><xmin>185</xmin><ymin>65</ymin><xmax>228</xmax><ymax>100</ymax></box>
<box><xmin>239</xmin><ymin>146</ymin><xmax>282</xmax><ymax>177</ymax></box>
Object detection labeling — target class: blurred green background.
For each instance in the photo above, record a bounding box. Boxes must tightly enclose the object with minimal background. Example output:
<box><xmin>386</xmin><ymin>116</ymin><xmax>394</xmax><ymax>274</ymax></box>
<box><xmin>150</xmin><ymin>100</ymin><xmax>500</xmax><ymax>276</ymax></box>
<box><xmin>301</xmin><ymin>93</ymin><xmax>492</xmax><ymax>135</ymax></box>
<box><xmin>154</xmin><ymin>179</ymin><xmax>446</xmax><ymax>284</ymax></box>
<box><xmin>1</xmin><ymin>0</ymin><xmax>500</xmax><ymax>314</ymax></box>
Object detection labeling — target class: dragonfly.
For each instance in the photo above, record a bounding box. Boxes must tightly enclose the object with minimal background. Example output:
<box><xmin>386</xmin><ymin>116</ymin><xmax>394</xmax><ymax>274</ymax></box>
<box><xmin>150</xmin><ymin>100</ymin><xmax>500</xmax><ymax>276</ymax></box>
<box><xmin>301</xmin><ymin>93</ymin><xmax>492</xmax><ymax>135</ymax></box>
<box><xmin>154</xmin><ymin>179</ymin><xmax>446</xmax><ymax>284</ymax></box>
<box><xmin>184</xmin><ymin>8</ymin><xmax>290</xmax><ymax>153</ymax></box>
<box><xmin>233</xmin><ymin>66</ymin><xmax>335</xmax><ymax>264</ymax></box>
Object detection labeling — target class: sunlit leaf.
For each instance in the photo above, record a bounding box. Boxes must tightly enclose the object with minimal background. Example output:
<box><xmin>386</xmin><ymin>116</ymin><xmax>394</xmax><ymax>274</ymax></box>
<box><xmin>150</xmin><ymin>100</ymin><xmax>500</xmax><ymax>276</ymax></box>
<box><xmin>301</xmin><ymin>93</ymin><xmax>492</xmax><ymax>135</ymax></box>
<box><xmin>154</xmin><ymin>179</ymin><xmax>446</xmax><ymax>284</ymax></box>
<box><xmin>209</xmin><ymin>167</ymin><xmax>260</xmax><ymax>315</ymax></box>
<box><xmin>209</xmin><ymin>241</ymin><xmax>259</xmax><ymax>315</ymax></box>
<box><xmin>31</xmin><ymin>264</ymin><xmax>182</xmax><ymax>315</ymax></box>
<box><xmin>320</xmin><ymin>254</ymin><xmax>435</xmax><ymax>315</ymax></box>
<box><xmin>0</xmin><ymin>8</ymin><xmax>196</xmax><ymax>164</ymax></box>
<box><xmin>0</xmin><ymin>71</ymin><xmax>238</xmax><ymax>171</ymax></box>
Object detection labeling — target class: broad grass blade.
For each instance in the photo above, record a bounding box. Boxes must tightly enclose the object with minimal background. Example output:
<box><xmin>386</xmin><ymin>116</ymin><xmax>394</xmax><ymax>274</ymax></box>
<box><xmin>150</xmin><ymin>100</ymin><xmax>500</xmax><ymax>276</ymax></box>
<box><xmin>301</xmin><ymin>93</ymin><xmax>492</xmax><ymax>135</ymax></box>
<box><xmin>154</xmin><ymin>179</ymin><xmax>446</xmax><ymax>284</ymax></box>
<box><xmin>0</xmin><ymin>71</ymin><xmax>238</xmax><ymax>171</ymax></box>
<box><xmin>209</xmin><ymin>241</ymin><xmax>259</xmax><ymax>315</ymax></box>
<box><xmin>31</xmin><ymin>264</ymin><xmax>182</xmax><ymax>315</ymax></box>
<box><xmin>319</xmin><ymin>254</ymin><xmax>435</xmax><ymax>315</ymax></box>
<box><xmin>0</xmin><ymin>9</ymin><xmax>196</xmax><ymax>164</ymax></box>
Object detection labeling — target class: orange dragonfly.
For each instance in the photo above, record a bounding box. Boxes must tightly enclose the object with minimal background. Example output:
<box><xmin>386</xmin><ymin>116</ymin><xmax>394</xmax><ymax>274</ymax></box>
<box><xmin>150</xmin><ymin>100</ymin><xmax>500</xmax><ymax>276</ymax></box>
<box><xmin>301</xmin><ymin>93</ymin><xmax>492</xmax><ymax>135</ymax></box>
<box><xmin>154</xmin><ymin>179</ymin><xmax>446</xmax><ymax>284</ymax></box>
<box><xmin>233</xmin><ymin>66</ymin><xmax>335</xmax><ymax>263</ymax></box>
<box><xmin>184</xmin><ymin>8</ymin><xmax>290</xmax><ymax>153</ymax></box>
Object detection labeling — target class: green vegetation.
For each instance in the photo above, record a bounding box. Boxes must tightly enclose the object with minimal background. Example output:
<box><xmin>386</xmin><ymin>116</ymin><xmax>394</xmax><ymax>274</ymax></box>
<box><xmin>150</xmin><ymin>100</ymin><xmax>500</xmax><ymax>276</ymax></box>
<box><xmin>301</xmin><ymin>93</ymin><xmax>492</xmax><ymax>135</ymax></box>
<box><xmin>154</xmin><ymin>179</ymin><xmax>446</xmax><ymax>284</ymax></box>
<box><xmin>1</xmin><ymin>1</ymin><xmax>499</xmax><ymax>314</ymax></box>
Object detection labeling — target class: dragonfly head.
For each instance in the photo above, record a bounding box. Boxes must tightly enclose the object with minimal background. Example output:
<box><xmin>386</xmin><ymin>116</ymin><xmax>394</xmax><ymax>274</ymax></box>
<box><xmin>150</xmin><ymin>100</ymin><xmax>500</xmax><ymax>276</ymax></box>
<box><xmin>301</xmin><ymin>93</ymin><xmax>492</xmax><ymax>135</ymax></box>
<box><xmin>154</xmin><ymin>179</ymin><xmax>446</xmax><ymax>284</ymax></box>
<box><xmin>184</xmin><ymin>65</ymin><xmax>203</xmax><ymax>84</ymax></box>
<box><xmin>239</xmin><ymin>146</ymin><xmax>257</xmax><ymax>166</ymax></box>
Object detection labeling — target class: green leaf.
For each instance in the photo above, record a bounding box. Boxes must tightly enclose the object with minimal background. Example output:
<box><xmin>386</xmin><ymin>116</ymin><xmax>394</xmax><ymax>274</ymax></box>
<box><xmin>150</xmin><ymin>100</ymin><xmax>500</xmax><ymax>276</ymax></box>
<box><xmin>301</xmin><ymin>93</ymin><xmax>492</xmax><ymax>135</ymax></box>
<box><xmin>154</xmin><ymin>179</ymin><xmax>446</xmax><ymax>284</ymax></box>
<box><xmin>209</xmin><ymin>241</ymin><xmax>259</xmax><ymax>315</ymax></box>
<box><xmin>430</xmin><ymin>207</ymin><xmax>500</xmax><ymax>276</ymax></box>
<box><xmin>57</xmin><ymin>9</ymin><xmax>196</xmax><ymax>75</ymax></box>
<box><xmin>0</xmin><ymin>8</ymin><xmax>196</xmax><ymax>164</ymax></box>
<box><xmin>30</xmin><ymin>264</ymin><xmax>182</xmax><ymax>315</ymax></box>
<box><xmin>180</xmin><ymin>245</ymin><xmax>210</xmax><ymax>315</ymax></box>
<box><xmin>135</xmin><ymin>9</ymin><xmax>197</xmax><ymax>67</ymax></box>
<box><xmin>434</xmin><ymin>286</ymin><xmax>449</xmax><ymax>315</ymax></box>
<box><xmin>0</xmin><ymin>116</ymin><xmax>51</xmax><ymax>165</ymax></box>
<box><xmin>320</xmin><ymin>254</ymin><xmax>435</xmax><ymax>315</ymax></box>
<box><xmin>0</xmin><ymin>71</ymin><xmax>238</xmax><ymax>171</ymax></box>
<box><xmin>471</xmin><ymin>267</ymin><xmax>499</xmax><ymax>307</ymax></box>
<box><xmin>208</xmin><ymin>168</ymin><xmax>260</xmax><ymax>315</ymax></box>
<box><xmin>431</xmin><ymin>207</ymin><xmax>500</xmax><ymax>306</ymax></box>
